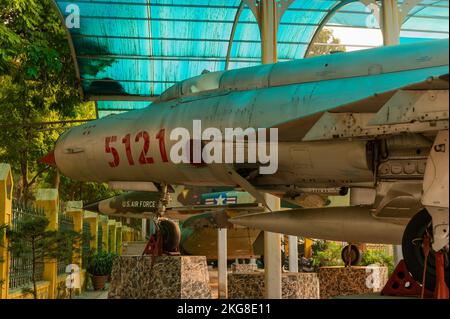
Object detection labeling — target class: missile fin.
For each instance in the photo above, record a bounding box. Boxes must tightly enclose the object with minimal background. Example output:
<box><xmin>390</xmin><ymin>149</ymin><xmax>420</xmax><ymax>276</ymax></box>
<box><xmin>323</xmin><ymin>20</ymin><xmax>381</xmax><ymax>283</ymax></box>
<box><xmin>303</xmin><ymin>89</ymin><xmax>449</xmax><ymax>141</ymax></box>
<box><xmin>302</xmin><ymin>112</ymin><xmax>375</xmax><ymax>142</ymax></box>
<box><xmin>369</xmin><ymin>90</ymin><xmax>449</xmax><ymax>126</ymax></box>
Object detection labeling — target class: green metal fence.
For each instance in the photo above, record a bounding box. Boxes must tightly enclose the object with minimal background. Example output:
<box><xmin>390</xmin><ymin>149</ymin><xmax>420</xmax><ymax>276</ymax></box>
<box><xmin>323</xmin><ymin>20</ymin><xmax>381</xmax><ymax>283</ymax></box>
<box><xmin>57</xmin><ymin>213</ymin><xmax>74</xmax><ymax>276</ymax></box>
<box><xmin>9</xmin><ymin>202</ymin><xmax>45</xmax><ymax>291</ymax></box>
<box><xmin>82</xmin><ymin>221</ymin><xmax>91</xmax><ymax>268</ymax></box>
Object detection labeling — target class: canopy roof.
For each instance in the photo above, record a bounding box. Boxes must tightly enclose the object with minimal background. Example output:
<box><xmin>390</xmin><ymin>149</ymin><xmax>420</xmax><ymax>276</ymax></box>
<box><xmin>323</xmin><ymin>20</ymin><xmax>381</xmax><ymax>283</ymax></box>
<box><xmin>52</xmin><ymin>0</ymin><xmax>449</xmax><ymax>118</ymax></box>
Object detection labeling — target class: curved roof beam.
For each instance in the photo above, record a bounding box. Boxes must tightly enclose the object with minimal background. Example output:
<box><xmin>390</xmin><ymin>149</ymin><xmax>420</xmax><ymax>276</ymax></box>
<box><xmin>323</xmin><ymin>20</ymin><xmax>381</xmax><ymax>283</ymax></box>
<box><xmin>50</xmin><ymin>0</ymin><xmax>83</xmax><ymax>99</ymax></box>
<box><xmin>225</xmin><ymin>1</ymin><xmax>245</xmax><ymax>70</ymax></box>
<box><xmin>304</xmin><ymin>0</ymin><xmax>360</xmax><ymax>58</ymax></box>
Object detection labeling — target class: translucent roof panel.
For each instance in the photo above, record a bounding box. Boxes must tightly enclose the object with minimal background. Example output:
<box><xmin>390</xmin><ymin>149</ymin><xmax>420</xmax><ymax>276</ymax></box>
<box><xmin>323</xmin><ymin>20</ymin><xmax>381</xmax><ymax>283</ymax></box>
<box><xmin>52</xmin><ymin>0</ymin><xmax>449</xmax><ymax>118</ymax></box>
<box><xmin>314</xmin><ymin>0</ymin><xmax>448</xmax><ymax>52</ymax></box>
<box><xmin>227</xmin><ymin>6</ymin><xmax>262</xmax><ymax>70</ymax></box>
<box><xmin>96</xmin><ymin>101</ymin><xmax>151</xmax><ymax>112</ymax></box>
<box><xmin>401</xmin><ymin>0</ymin><xmax>449</xmax><ymax>42</ymax></box>
<box><xmin>278</xmin><ymin>0</ymin><xmax>339</xmax><ymax>60</ymax></box>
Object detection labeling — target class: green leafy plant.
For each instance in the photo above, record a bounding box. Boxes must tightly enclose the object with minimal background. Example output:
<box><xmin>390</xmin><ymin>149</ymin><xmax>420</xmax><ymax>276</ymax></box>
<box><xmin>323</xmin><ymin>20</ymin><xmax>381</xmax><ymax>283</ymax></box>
<box><xmin>312</xmin><ymin>241</ymin><xmax>344</xmax><ymax>268</ymax></box>
<box><xmin>87</xmin><ymin>251</ymin><xmax>117</xmax><ymax>277</ymax></box>
<box><xmin>361</xmin><ymin>249</ymin><xmax>395</xmax><ymax>275</ymax></box>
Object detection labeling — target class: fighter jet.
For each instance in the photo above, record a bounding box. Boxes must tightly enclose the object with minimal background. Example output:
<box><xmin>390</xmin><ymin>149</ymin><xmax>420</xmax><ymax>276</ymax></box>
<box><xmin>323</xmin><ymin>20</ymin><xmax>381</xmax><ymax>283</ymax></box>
<box><xmin>45</xmin><ymin>40</ymin><xmax>449</xmax><ymax>289</ymax></box>
<box><xmin>83</xmin><ymin>189</ymin><xmax>265</xmax><ymax>260</ymax></box>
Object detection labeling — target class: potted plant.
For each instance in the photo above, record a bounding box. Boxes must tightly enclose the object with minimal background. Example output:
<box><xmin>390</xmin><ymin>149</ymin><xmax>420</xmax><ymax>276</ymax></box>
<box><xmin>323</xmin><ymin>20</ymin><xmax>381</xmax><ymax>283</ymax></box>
<box><xmin>87</xmin><ymin>252</ymin><xmax>117</xmax><ymax>290</ymax></box>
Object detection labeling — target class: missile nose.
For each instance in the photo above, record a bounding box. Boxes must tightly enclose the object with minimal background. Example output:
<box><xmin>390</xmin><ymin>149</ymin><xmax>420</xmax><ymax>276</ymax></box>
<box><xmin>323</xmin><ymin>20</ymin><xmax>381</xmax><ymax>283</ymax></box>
<box><xmin>229</xmin><ymin>213</ymin><xmax>266</xmax><ymax>228</ymax></box>
<box><xmin>39</xmin><ymin>150</ymin><xmax>56</xmax><ymax>167</ymax></box>
<box><xmin>83</xmin><ymin>202</ymin><xmax>100</xmax><ymax>213</ymax></box>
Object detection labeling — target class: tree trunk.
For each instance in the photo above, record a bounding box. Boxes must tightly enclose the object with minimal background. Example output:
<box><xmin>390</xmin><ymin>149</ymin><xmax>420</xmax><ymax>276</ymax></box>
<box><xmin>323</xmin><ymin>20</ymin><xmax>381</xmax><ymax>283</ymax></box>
<box><xmin>53</xmin><ymin>169</ymin><xmax>60</xmax><ymax>190</ymax></box>
<box><xmin>20</xmin><ymin>157</ymin><xmax>29</xmax><ymax>203</ymax></box>
<box><xmin>20</xmin><ymin>129</ymin><xmax>30</xmax><ymax>203</ymax></box>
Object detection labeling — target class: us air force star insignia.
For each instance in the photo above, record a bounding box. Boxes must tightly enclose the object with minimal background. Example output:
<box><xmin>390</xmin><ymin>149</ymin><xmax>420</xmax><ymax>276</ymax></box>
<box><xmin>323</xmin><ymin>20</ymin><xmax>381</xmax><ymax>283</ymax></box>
<box><xmin>215</xmin><ymin>195</ymin><xmax>225</xmax><ymax>205</ymax></box>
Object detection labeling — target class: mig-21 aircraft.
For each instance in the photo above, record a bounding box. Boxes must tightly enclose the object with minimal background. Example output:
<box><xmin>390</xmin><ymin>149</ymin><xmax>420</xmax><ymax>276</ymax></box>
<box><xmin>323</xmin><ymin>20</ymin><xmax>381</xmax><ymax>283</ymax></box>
<box><xmin>43</xmin><ymin>40</ymin><xmax>449</xmax><ymax>289</ymax></box>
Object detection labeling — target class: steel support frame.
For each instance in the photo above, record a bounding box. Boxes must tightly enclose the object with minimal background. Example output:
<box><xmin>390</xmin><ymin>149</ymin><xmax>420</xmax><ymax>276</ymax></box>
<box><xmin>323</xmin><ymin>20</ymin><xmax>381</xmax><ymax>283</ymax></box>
<box><xmin>381</xmin><ymin>0</ymin><xmax>401</xmax><ymax>45</ymax></box>
<box><xmin>242</xmin><ymin>0</ymin><xmax>295</xmax><ymax>299</ymax></box>
<box><xmin>306</xmin><ymin>0</ymin><xmax>424</xmax><ymax>56</ymax></box>
<box><xmin>380</xmin><ymin>0</ymin><xmax>421</xmax><ymax>46</ymax></box>
<box><xmin>304</xmin><ymin>0</ymin><xmax>358</xmax><ymax>57</ymax></box>
<box><xmin>50</xmin><ymin>1</ymin><xmax>83</xmax><ymax>98</ymax></box>
<box><xmin>225</xmin><ymin>1</ymin><xmax>245</xmax><ymax>70</ymax></box>
<box><xmin>145</xmin><ymin>0</ymin><xmax>155</xmax><ymax>96</ymax></box>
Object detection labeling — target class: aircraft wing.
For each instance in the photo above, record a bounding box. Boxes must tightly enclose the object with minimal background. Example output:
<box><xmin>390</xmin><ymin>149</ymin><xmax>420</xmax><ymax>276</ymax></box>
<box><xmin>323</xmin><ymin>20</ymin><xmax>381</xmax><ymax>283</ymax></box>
<box><xmin>275</xmin><ymin>68</ymin><xmax>449</xmax><ymax>142</ymax></box>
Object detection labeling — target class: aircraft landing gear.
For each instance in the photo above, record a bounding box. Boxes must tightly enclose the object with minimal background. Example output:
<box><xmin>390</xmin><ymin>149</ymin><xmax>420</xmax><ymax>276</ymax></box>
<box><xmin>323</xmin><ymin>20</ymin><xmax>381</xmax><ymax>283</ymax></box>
<box><xmin>402</xmin><ymin>209</ymin><xmax>449</xmax><ymax>291</ymax></box>
<box><xmin>143</xmin><ymin>183</ymin><xmax>181</xmax><ymax>256</ymax></box>
<box><xmin>159</xmin><ymin>218</ymin><xmax>181</xmax><ymax>252</ymax></box>
<box><xmin>341</xmin><ymin>244</ymin><xmax>361</xmax><ymax>266</ymax></box>
<box><xmin>143</xmin><ymin>218</ymin><xmax>181</xmax><ymax>256</ymax></box>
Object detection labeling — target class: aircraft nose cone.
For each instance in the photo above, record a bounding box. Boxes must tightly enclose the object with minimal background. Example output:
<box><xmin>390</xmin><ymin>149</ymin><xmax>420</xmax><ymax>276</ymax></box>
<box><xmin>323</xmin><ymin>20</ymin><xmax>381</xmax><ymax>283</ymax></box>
<box><xmin>39</xmin><ymin>150</ymin><xmax>56</xmax><ymax>167</ymax></box>
<box><xmin>83</xmin><ymin>202</ymin><xmax>100</xmax><ymax>213</ymax></box>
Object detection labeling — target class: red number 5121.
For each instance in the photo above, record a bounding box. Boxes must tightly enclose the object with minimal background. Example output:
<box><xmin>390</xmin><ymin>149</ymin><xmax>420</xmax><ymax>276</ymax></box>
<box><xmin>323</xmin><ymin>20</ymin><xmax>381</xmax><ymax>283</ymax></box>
<box><xmin>105</xmin><ymin>129</ymin><xmax>168</xmax><ymax>168</ymax></box>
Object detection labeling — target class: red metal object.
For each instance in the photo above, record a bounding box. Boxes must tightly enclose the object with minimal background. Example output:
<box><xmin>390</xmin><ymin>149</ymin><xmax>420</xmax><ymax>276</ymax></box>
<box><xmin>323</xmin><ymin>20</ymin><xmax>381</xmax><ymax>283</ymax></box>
<box><xmin>381</xmin><ymin>260</ymin><xmax>434</xmax><ymax>298</ymax></box>
<box><xmin>421</xmin><ymin>234</ymin><xmax>431</xmax><ymax>299</ymax></box>
<box><xmin>434</xmin><ymin>251</ymin><xmax>449</xmax><ymax>299</ymax></box>
<box><xmin>142</xmin><ymin>230</ymin><xmax>163</xmax><ymax>256</ymax></box>
<box><xmin>39</xmin><ymin>150</ymin><xmax>56</xmax><ymax>166</ymax></box>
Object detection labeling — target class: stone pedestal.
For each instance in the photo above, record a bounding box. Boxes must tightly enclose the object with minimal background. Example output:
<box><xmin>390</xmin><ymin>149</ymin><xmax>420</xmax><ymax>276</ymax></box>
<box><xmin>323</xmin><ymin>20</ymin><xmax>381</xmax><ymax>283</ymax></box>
<box><xmin>318</xmin><ymin>266</ymin><xmax>388</xmax><ymax>299</ymax></box>
<box><xmin>228</xmin><ymin>272</ymin><xmax>320</xmax><ymax>299</ymax></box>
<box><xmin>231</xmin><ymin>263</ymin><xmax>258</xmax><ymax>273</ymax></box>
<box><xmin>108</xmin><ymin>256</ymin><xmax>211</xmax><ymax>299</ymax></box>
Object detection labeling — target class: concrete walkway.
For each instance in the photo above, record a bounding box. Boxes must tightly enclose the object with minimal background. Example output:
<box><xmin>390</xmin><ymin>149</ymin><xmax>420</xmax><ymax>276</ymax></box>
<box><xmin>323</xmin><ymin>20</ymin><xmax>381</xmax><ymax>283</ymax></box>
<box><xmin>74</xmin><ymin>290</ymin><xmax>109</xmax><ymax>299</ymax></box>
<box><xmin>74</xmin><ymin>284</ymin><xmax>110</xmax><ymax>299</ymax></box>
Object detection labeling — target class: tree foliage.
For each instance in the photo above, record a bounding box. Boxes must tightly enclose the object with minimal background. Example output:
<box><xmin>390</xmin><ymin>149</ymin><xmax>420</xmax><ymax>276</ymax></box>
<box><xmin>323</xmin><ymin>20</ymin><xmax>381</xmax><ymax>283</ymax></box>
<box><xmin>0</xmin><ymin>0</ymin><xmax>118</xmax><ymax>203</ymax></box>
<box><xmin>361</xmin><ymin>249</ymin><xmax>395</xmax><ymax>274</ymax></box>
<box><xmin>306</xmin><ymin>28</ymin><xmax>347</xmax><ymax>58</ymax></box>
<box><xmin>312</xmin><ymin>241</ymin><xmax>345</xmax><ymax>268</ymax></box>
<box><xmin>7</xmin><ymin>214</ymin><xmax>81</xmax><ymax>299</ymax></box>
<box><xmin>0</xmin><ymin>0</ymin><xmax>83</xmax><ymax>200</ymax></box>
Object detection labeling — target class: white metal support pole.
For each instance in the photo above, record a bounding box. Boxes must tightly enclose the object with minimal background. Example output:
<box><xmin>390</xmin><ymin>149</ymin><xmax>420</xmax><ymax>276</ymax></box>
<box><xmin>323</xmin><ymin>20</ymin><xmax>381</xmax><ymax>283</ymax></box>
<box><xmin>393</xmin><ymin>245</ymin><xmax>403</xmax><ymax>266</ymax></box>
<box><xmin>288</xmin><ymin>235</ymin><xmax>298</xmax><ymax>272</ymax></box>
<box><xmin>260</xmin><ymin>0</ymin><xmax>281</xmax><ymax>300</ymax></box>
<box><xmin>242</xmin><ymin>0</ymin><xmax>293</xmax><ymax>300</ymax></box>
<box><xmin>382</xmin><ymin>0</ymin><xmax>403</xmax><ymax>260</ymax></box>
<box><xmin>264</xmin><ymin>193</ymin><xmax>282</xmax><ymax>299</ymax></box>
<box><xmin>141</xmin><ymin>218</ymin><xmax>147</xmax><ymax>240</ymax></box>
<box><xmin>381</xmin><ymin>0</ymin><xmax>401</xmax><ymax>45</ymax></box>
<box><xmin>218</xmin><ymin>228</ymin><xmax>228</xmax><ymax>299</ymax></box>
<box><xmin>260</xmin><ymin>0</ymin><xmax>278</xmax><ymax>64</ymax></box>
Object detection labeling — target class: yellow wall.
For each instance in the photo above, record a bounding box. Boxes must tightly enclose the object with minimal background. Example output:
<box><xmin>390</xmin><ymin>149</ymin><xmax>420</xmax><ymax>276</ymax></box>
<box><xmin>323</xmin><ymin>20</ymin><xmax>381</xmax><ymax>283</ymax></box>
<box><xmin>8</xmin><ymin>281</ymin><xmax>51</xmax><ymax>299</ymax></box>
<box><xmin>1</xmin><ymin>164</ymin><xmax>140</xmax><ymax>299</ymax></box>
